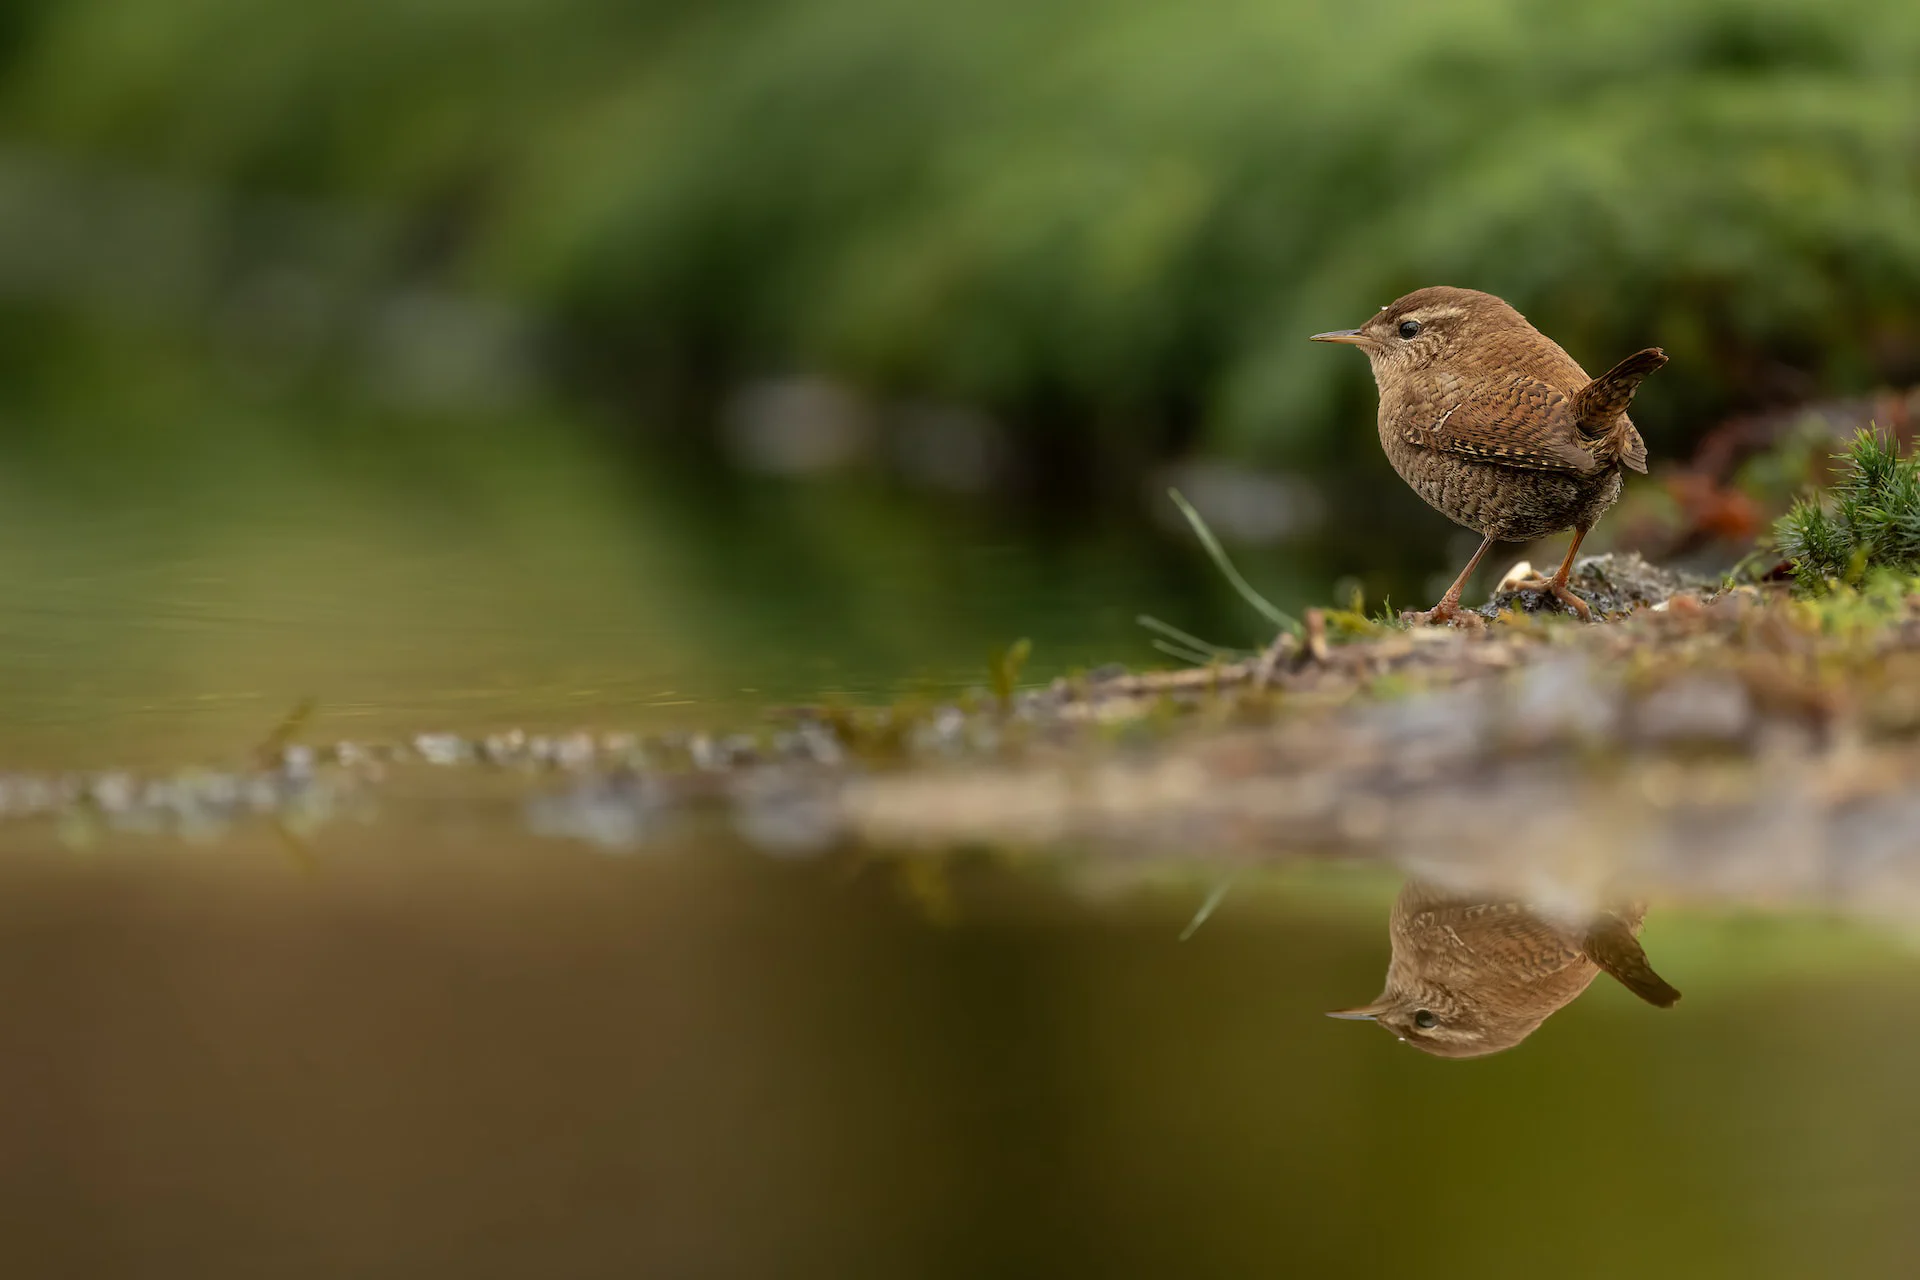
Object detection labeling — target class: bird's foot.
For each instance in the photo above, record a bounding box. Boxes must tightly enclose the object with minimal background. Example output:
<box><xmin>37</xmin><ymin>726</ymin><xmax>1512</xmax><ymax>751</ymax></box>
<box><xmin>1506</xmin><ymin>575</ymin><xmax>1594</xmax><ymax>622</ymax></box>
<box><xmin>1399</xmin><ymin>598</ymin><xmax>1486</xmax><ymax>629</ymax></box>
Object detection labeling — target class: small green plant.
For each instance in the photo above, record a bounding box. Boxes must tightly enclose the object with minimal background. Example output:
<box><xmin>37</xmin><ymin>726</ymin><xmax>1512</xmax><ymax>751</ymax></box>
<box><xmin>988</xmin><ymin>637</ymin><xmax>1032</xmax><ymax>710</ymax></box>
<box><xmin>1774</xmin><ymin>428</ymin><xmax>1920</xmax><ymax>592</ymax></box>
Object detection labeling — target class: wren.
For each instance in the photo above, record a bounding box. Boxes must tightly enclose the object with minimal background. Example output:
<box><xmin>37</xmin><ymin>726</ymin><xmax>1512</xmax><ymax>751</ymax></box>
<box><xmin>1328</xmin><ymin>880</ymin><xmax>1681</xmax><ymax>1059</ymax></box>
<box><xmin>1313</xmin><ymin>287</ymin><xmax>1665</xmax><ymax>626</ymax></box>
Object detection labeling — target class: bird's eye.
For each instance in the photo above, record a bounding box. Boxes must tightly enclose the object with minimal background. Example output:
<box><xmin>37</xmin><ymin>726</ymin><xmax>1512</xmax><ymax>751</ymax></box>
<box><xmin>1413</xmin><ymin>1009</ymin><xmax>1439</xmax><ymax>1029</ymax></box>
<box><xmin>1398</xmin><ymin>320</ymin><xmax>1422</xmax><ymax>339</ymax></box>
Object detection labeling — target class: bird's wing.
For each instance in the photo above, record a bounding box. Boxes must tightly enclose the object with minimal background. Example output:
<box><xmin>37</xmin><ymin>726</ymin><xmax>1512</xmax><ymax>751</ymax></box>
<box><xmin>1453</xmin><ymin>902</ymin><xmax>1585</xmax><ymax>974</ymax></box>
<box><xmin>1402</xmin><ymin>375</ymin><xmax>1602</xmax><ymax>475</ymax></box>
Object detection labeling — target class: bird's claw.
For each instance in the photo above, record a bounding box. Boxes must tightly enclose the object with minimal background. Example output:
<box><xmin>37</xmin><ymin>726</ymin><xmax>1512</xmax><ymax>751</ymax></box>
<box><xmin>1399</xmin><ymin>599</ymin><xmax>1486</xmax><ymax>629</ymax></box>
<box><xmin>1506</xmin><ymin>576</ymin><xmax>1594</xmax><ymax>622</ymax></box>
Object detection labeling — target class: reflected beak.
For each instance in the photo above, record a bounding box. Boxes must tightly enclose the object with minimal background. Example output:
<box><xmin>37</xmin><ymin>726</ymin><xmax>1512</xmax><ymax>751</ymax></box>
<box><xmin>1325</xmin><ymin>1007</ymin><xmax>1380</xmax><ymax>1021</ymax></box>
<box><xmin>1310</xmin><ymin>329</ymin><xmax>1370</xmax><ymax>346</ymax></box>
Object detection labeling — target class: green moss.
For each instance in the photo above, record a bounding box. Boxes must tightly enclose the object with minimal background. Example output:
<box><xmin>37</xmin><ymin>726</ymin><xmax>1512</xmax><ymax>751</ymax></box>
<box><xmin>1791</xmin><ymin>568</ymin><xmax>1920</xmax><ymax>636</ymax></box>
<box><xmin>1774</xmin><ymin>428</ymin><xmax>1920</xmax><ymax>591</ymax></box>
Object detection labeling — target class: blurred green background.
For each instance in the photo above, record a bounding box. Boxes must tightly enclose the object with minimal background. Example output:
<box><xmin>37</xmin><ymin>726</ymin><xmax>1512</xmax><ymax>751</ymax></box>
<box><xmin>8</xmin><ymin>0</ymin><xmax>1919</xmax><ymax>453</ymax></box>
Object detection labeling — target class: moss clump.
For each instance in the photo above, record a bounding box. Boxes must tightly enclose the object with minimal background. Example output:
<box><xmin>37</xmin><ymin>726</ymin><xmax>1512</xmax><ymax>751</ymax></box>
<box><xmin>1774</xmin><ymin>429</ymin><xmax>1920</xmax><ymax>591</ymax></box>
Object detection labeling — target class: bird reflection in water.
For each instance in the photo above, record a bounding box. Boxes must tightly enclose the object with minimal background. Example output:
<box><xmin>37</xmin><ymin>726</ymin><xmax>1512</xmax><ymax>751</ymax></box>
<box><xmin>1330</xmin><ymin>880</ymin><xmax>1681</xmax><ymax>1058</ymax></box>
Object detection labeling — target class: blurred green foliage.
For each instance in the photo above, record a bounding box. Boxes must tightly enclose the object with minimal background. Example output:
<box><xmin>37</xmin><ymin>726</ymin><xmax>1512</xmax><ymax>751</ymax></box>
<box><xmin>3</xmin><ymin>0</ymin><xmax>1920</xmax><ymax>463</ymax></box>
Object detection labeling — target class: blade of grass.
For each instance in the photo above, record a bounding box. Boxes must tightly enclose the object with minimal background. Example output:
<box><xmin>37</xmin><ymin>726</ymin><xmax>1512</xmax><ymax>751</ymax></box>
<box><xmin>1168</xmin><ymin>488</ymin><xmax>1299</xmax><ymax>635</ymax></box>
<box><xmin>1136</xmin><ymin>613</ymin><xmax>1238</xmax><ymax>658</ymax></box>
<box><xmin>1151</xmin><ymin>637</ymin><xmax>1221</xmax><ymax>666</ymax></box>
<box><xmin>255</xmin><ymin>697</ymin><xmax>318</xmax><ymax>766</ymax></box>
<box><xmin>1180</xmin><ymin>876</ymin><xmax>1236</xmax><ymax>941</ymax></box>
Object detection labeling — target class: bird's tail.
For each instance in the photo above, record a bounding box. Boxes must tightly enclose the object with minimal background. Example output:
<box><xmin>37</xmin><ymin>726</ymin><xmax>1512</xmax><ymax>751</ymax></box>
<box><xmin>1585</xmin><ymin>912</ymin><xmax>1681</xmax><ymax>1008</ymax></box>
<box><xmin>1574</xmin><ymin>347</ymin><xmax>1666</xmax><ymax>474</ymax></box>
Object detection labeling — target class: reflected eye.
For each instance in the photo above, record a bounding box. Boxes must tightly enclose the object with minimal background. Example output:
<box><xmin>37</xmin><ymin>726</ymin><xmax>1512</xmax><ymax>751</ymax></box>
<box><xmin>1398</xmin><ymin>320</ymin><xmax>1422</xmax><ymax>339</ymax></box>
<box><xmin>1413</xmin><ymin>1009</ymin><xmax>1439</xmax><ymax>1029</ymax></box>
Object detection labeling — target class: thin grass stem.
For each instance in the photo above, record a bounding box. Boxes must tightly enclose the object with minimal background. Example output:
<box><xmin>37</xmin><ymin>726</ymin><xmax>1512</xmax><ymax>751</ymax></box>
<box><xmin>1136</xmin><ymin>613</ymin><xmax>1238</xmax><ymax>657</ymax></box>
<box><xmin>1168</xmin><ymin>488</ymin><xmax>1299</xmax><ymax>634</ymax></box>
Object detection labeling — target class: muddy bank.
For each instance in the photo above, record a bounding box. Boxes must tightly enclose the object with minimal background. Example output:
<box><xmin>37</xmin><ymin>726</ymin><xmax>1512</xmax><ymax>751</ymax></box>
<box><xmin>525</xmin><ymin>554</ymin><xmax>1920</xmax><ymax>920</ymax></box>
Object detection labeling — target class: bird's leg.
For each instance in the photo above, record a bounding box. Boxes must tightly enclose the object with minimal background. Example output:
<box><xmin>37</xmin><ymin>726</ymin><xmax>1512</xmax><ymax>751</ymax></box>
<box><xmin>1401</xmin><ymin>535</ymin><xmax>1495</xmax><ymax>629</ymax></box>
<box><xmin>1511</xmin><ymin>527</ymin><xmax>1594</xmax><ymax>621</ymax></box>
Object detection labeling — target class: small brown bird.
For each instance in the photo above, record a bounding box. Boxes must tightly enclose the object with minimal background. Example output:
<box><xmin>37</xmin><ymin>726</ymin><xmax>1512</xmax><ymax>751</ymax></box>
<box><xmin>1328</xmin><ymin>881</ymin><xmax>1681</xmax><ymax>1059</ymax></box>
<box><xmin>1313</xmin><ymin>287</ymin><xmax>1666</xmax><ymax>625</ymax></box>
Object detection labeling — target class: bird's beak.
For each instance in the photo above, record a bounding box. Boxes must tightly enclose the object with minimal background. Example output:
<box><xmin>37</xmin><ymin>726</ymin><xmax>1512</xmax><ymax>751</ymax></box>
<box><xmin>1325</xmin><ymin>1005</ymin><xmax>1382</xmax><ymax>1021</ymax></box>
<box><xmin>1310</xmin><ymin>329</ymin><xmax>1370</xmax><ymax>346</ymax></box>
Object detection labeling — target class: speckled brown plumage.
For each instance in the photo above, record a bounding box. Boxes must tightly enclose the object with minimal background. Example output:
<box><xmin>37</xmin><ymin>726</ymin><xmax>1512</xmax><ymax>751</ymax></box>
<box><xmin>1328</xmin><ymin>881</ymin><xmax>1681</xmax><ymax>1059</ymax></box>
<box><xmin>1312</xmin><ymin>286</ymin><xmax>1666</xmax><ymax>625</ymax></box>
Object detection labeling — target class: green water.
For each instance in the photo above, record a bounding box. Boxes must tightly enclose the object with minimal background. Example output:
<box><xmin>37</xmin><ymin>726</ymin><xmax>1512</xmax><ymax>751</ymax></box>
<box><xmin>0</xmin><ymin>388</ymin><xmax>1915</xmax><ymax>1278</ymax></box>
<box><xmin>0</xmin><ymin>419</ymin><xmax>1312</xmax><ymax>769</ymax></box>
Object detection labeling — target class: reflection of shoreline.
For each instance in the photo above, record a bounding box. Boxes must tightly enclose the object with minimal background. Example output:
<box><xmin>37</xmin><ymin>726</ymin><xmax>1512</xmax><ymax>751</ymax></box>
<box><xmin>1329</xmin><ymin>880</ymin><xmax>1680</xmax><ymax>1059</ymax></box>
